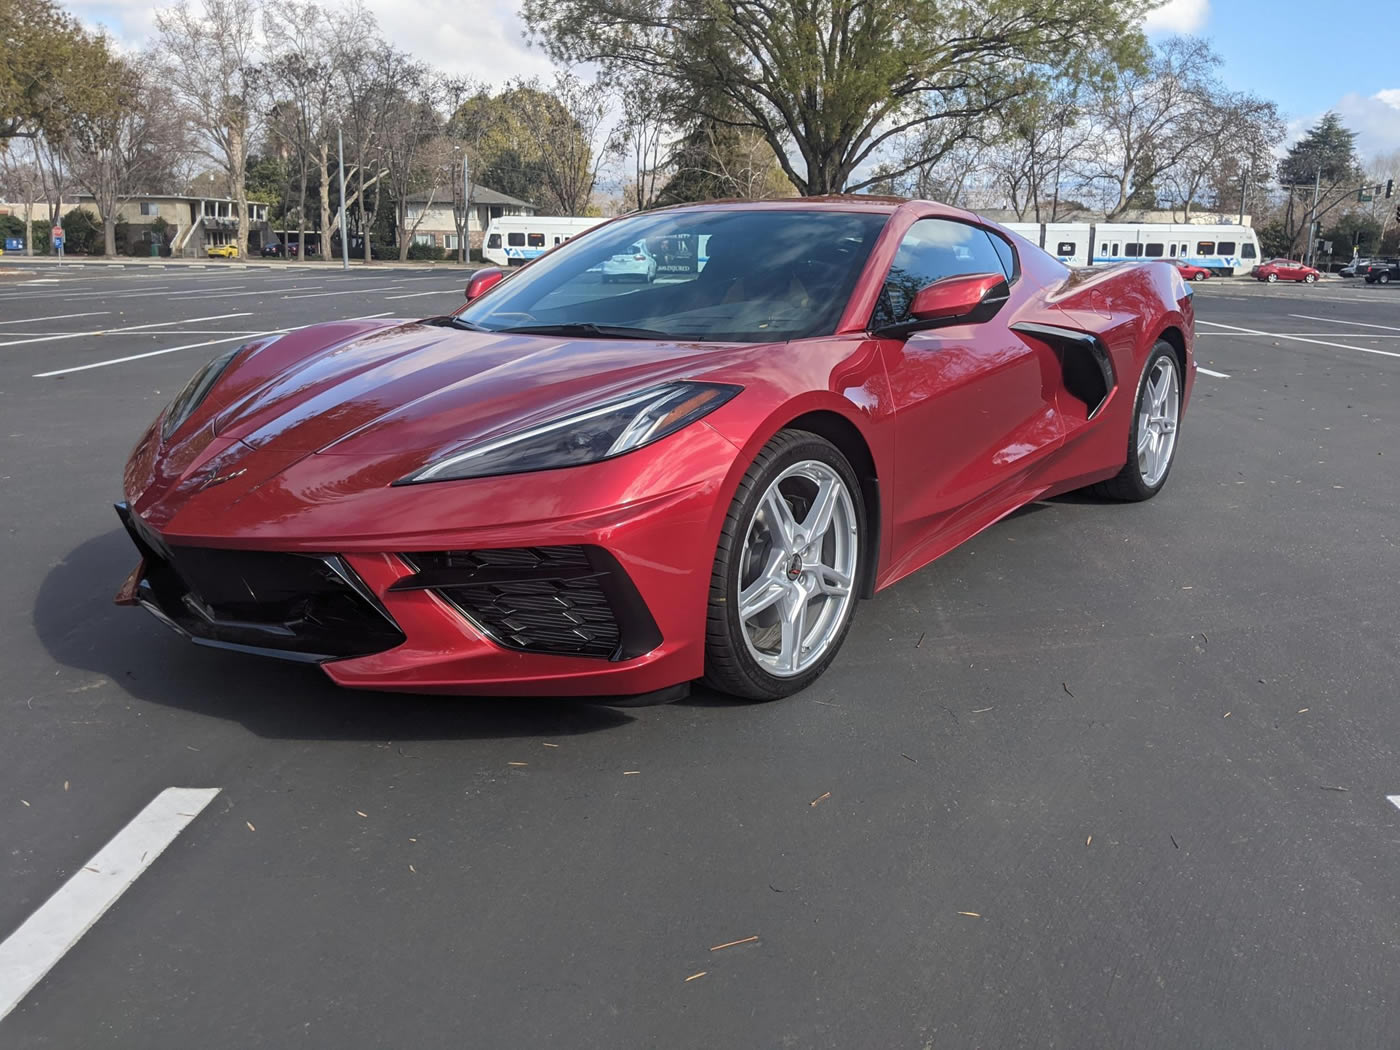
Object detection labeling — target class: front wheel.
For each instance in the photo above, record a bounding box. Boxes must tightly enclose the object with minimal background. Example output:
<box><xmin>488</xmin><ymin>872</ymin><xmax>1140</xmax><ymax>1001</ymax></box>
<box><xmin>1304</xmin><ymin>273</ymin><xmax>1317</xmax><ymax>284</ymax></box>
<box><xmin>703</xmin><ymin>431</ymin><xmax>865</xmax><ymax>700</ymax></box>
<box><xmin>1193</xmin><ymin>273</ymin><xmax>1206</xmax><ymax>282</ymax></box>
<box><xmin>1088</xmin><ymin>342</ymin><xmax>1182</xmax><ymax>502</ymax></box>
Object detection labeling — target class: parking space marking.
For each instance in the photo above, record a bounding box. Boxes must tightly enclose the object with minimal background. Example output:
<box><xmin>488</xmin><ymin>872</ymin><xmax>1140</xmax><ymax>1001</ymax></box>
<box><xmin>0</xmin><ymin>313</ymin><xmax>253</xmax><ymax>349</ymax></box>
<box><xmin>165</xmin><ymin>285</ymin><xmax>324</xmax><ymax>300</ymax></box>
<box><xmin>1196</xmin><ymin>319</ymin><xmax>1400</xmax><ymax>361</ymax></box>
<box><xmin>282</xmin><ymin>285</ymin><xmax>406</xmax><ymax>299</ymax></box>
<box><xmin>1289</xmin><ymin>314</ymin><xmax>1400</xmax><ymax>333</ymax></box>
<box><xmin>0</xmin><ymin>311</ymin><xmax>110</xmax><ymax>326</ymax></box>
<box><xmin>0</xmin><ymin>786</ymin><xmax>221</xmax><ymax>1022</ymax></box>
<box><xmin>1389</xmin><ymin>796</ymin><xmax>1400</xmax><ymax>811</ymax></box>
<box><xmin>33</xmin><ymin>312</ymin><xmax>394</xmax><ymax>377</ymax></box>
<box><xmin>384</xmin><ymin>289</ymin><xmax>462</xmax><ymax>299</ymax></box>
<box><xmin>1197</xmin><ymin>367</ymin><xmax>1230</xmax><ymax>378</ymax></box>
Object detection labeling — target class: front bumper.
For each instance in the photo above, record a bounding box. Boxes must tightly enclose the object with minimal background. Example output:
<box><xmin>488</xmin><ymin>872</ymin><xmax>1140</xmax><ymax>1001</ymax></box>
<box><xmin>116</xmin><ymin>426</ymin><xmax>739</xmax><ymax>697</ymax></box>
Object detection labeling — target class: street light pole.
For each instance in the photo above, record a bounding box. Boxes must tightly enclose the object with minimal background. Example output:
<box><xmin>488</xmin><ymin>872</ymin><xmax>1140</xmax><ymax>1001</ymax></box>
<box><xmin>337</xmin><ymin>127</ymin><xmax>349</xmax><ymax>271</ymax></box>
<box><xmin>461</xmin><ymin>151</ymin><xmax>471</xmax><ymax>264</ymax></box>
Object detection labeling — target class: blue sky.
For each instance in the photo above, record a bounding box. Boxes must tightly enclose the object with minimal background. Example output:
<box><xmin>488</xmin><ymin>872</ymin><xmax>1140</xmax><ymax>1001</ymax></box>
<box><xmin>1146</xmin><ymin>0</ymin><xmax>1400</xmax><ymax>158</ymax></box>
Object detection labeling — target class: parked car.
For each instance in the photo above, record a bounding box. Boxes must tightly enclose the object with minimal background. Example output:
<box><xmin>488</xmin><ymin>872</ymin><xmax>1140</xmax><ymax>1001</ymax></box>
<box><xmin>1163</xmin><ymin>258</ymin><xmax>1212</xmax><ymax>281</ymax></box>
<box><xmin>261</xmin><ymin>242</ymin><xmax>299</xmax><ymax>258</ymax></box>
<box><xmin>1251</xmin><ymin>258</ymin><xmax>1319</xmax><ymax>283</ymax></box>
<box><xmin>206</xmin><ymin>243</ymin><xmax>240</xmax><ymax>259</ymax></box>
<box><xmin>601</xmin><ymin>239</ymin><xmax>659</xmax><ymax>283</ymax></box>
<box><xmin>1363</xmin><ymin>258</ymin><xmax>1399</xmax><ymax>285</ymax></box>
<box><xmin>116</xmin><ymin>198</ymin><xmax>1195</xmax><ymax>702</ymax></box>
<box><xmin>1338</xmin><ymin>257</ymin><xmax>1371</xmax><ymax>278</ymax></box>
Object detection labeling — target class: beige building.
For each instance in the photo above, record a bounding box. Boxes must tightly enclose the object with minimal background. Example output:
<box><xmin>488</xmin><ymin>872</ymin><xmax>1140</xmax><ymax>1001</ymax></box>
<box><xmin>0</xmin><ymin>194</ymin><xmax>270</xmax><ymax>256</ymax></box>
<box><xmin>402</xmin><ymin>184</ymin><xmax>536</xmax><ymax>252</ymax></box>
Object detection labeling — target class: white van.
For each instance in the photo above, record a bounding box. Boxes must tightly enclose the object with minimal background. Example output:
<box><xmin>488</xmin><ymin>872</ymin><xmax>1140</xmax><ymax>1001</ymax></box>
<box><xmin>483</xmin><ymin>216</ymin><xmax>607</xmax><ymax>266</ymax></box>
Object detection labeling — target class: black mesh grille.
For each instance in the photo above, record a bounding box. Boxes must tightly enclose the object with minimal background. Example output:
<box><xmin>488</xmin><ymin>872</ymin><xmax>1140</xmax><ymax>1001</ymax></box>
<box><xmin>397</xmin><ymin>546</ymin><xmax>659</xmax><ymax>660</ymax></box>
<box><xmin>117</xmin><ymin>504</ymin><xmax>404</xmax><ymax>662</ymax></box>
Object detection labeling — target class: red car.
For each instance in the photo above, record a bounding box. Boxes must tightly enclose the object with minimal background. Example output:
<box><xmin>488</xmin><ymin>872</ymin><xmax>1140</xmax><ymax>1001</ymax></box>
<box><xmin>1252</xmin><ymin>258</ymin><xmax>1321</xmax><ymax>283</ymax></box>
<box><xmin>1164</xmin><ymin>258</ymin><xmax>1212</xmax><ymax>281</ymax></box>
<box><xmin>116</xmin><ymin>199</ymin><xmax>1195</xmax><ymax>702</ymax></box>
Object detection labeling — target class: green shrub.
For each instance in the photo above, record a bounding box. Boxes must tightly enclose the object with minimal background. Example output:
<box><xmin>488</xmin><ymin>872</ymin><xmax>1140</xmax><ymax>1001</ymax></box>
<box><xmin>406</xmin><ymin>242</ymin><xmax>445</xmax><ymax>261</ymax></box>
<box><xmin>60</xmin><ymin>208</ymin><xmax>102</xmax><ymax>254</ymax></box>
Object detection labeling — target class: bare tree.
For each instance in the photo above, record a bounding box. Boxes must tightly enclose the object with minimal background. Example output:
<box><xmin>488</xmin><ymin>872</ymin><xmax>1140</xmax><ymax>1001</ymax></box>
<box><xmin>60</xmin><ymin>59</ymin><xmax>187</xmax><ymax>255</ymax></box>
<box><xmin>0</xmin><ymin>139</ymin><xmax>46</xmax><ymax>253</ymax></box>
<box><xmin>373</xmin><ymin>54</ymin><xmax>445</xmax><ymax>260</ymax></box>
<box><xmin>153</xmin><ymin>0</ymin><xmax>262</xmax><ymax>253</ymax></box>
<box><xmin>329</xmin><ymin>4</ymin><xmax>392</xmax><ymax>261</ymax></box>
<box><xmin>609</xmin><ymin>73</ymin><xmax>670</xmax><ymax>212</ymax></box>
<box><xmin>510</xmin><ymin>72</ymin><xmax>609</xmax><ymax>215</ymax></box>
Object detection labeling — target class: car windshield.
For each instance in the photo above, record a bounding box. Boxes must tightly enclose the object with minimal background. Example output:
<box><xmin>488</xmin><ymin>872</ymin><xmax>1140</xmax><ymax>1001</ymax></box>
<box><xmin>456</xmin><ymin>208</ymin><xmax>890</xmax><ymax>342</ymax></box>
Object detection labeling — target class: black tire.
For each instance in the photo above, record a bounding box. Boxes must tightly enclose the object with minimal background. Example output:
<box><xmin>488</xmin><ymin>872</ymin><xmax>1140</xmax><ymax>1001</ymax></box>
<box><xmin>1380</xmin><ymin>273</ymin><xmax>1392</xmax><ymax>285</ymax></box>
<box><xmin>1193</xmin><ymin>273</ymin><xmax>1206</xmax><ymax>282</ymax></box>
<box><xmin>702</xmin><ymin>430</ymin><xmax>866</xmax><ymax>701</ymax></box>
<box><xmin>1088</xmin><ymin>341</ymin><xmax>1182</xmax><ymax>502</ymax></box>
<box><xmin>1266</xmin><ymin>273</ymin><xmax>1278</xmax><ymax>283</ymax></box>
<box><xmin>1304</xmin><ymin>273</ymin><xmax>1317</xmax><ymax>284</ymax></box>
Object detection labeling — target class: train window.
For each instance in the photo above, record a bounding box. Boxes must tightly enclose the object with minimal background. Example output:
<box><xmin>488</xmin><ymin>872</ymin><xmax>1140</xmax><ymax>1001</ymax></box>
<box><xmin>1169</xmin><ymin>244</ymin><xmax>1179</xmax><ymax>257</ymax></box>
<box><xmin>1196</xmin><ymin>241</ymin><xmax>1216</xmax><ymax>255</ymax></box>
<box><xmin>1101</xmin><ymin>242</ymin><xmax>1109</xmax><ymax>255</ymax></box>
<box><xmin>1144</xmin><ymin>243</ymin><xmax>1164</xmax><ymax>257</ymax></box>
<box><xmin>507</xmin><ymin>232</ymin><xmax>525</xmax><ymax>246</ymax></box>
<box><xmin>1217</xmin><ymin>241</ymin><xmax>1237</xmax><ymax>255</ymax></box>
<box><xmin>1056</xmin><ymin>241</ymin><xmax>1076</xmax><ymax>255</ymax></box>
<box><xmin>527</xmin><ymin>232</ymin><xmax>545</xmax><ymax>247</ymax></box>
<box><xmin>487</xmin><ymin>234</ymin><xmax>501</xmax><ymax>249</ymax></box>
<box><xmin>1125</xmin><ymin>243</ymin><xmax>1142</xmax><ymax>257</ymax></box>
<box><xmin>1242</xmin><ymin>243</ymin><xmax>1257</xmax><ymax>259</ymax></box>
<box><xmin>1112</xmin><ymin>242</ymin><xmax>1120</xmax><ymax>256</ymax></box>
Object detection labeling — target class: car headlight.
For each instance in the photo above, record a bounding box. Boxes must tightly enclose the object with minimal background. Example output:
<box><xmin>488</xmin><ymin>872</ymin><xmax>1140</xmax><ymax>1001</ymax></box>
<box><xmin>161</xmin><ymin>341</ymin><xmax>264</xmax><ymax>440</ymax></box>
<box><xmin>400</xmin><ymin>381</ymin><xmax>741</xmax><ymax>484</ymax></box>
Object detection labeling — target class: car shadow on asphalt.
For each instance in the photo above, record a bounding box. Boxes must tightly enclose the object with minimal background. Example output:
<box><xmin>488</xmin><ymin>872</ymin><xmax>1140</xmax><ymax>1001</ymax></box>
<box><xmin>32</xmin><ymin>530</ymin><xmax>636</xmax><ymax>740</ymax></box>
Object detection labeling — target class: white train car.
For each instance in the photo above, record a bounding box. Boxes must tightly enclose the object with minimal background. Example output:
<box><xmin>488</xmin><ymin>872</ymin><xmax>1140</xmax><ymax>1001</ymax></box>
<box><xmin>483</xmin><ymin>216</ymin><xmax>606</xmax><ymax>266</ymax></box>
<box><xmin>1001</xmin><ymin>221</ymin><xmax>1261</xmax><ymax>276</ymax></box>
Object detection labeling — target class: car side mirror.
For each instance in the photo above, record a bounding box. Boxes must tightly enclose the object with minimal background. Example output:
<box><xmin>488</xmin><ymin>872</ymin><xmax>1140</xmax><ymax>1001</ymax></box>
<box><xmin>873</xmin><ymin>272</ymin><xmax>1011</xmax><ymax>339</ymax></box>
<box><xmin>465</xmin><ymin>267</ymin><xmax>505</xmax><ymax>301</ymax></box>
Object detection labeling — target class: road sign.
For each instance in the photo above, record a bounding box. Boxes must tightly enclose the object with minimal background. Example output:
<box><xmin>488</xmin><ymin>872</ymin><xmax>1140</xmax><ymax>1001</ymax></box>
<box><xmin>51</xmin><ymin>225</ymin><xmax>62</xmax><ymax>239</ymax></box>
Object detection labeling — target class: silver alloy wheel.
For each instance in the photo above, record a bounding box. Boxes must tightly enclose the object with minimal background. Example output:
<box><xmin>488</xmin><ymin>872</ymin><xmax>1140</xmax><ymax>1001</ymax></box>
<box><xmin>1304</xmin><ymin>273</ymin><xmax>1316</xmax><ymax>283</ymax></box>
<box><xmin>1266</xmin><ymin>273</ymin><xmax>1278</xmax><ymax>282</ymax></box>
<box><xmin>1137</xmin><ymin>356</ymin><xmax>1180</xmax><ymax>488</ymax></box>
<box><xmin>737</xmin><ymin>460</ymin><xmax>858</xmax><ymax>677</ymax></box>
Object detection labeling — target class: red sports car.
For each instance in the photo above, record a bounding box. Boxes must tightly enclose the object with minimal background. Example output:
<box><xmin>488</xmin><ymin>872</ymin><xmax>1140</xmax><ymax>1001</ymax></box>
<box><xmin>1164</xmin><ymin>258</ymin><xmax>1212</xmax><ymax>281</ymax></box>
<box><xmin>116</xmin><ymin>199</ymin><xmax>1195</xmax><ymax>702</ymax></box>
<box><xmin>1252</xmin><ymin>258</ymin><xmax>1321</xmax><ymax>283</ymax></box>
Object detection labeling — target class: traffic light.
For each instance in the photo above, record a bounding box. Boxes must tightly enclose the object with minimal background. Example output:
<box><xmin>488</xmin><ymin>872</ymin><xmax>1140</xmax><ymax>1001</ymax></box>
<box><xmin>1387</xmin><ymin>179</ymin><xmax>1394</xmax><ymax>199</ymax></box>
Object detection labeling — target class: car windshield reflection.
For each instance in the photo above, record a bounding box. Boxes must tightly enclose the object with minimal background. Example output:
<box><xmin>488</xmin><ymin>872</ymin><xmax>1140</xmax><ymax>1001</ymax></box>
<box><xmin>457</xmin><ymin>209</ymin><xmax>889</xmax><ymax>343</ymax></box>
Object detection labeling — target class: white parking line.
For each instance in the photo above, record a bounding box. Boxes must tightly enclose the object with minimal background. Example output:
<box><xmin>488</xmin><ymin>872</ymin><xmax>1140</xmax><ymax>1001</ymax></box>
<box><xmin>0</xmin><ymin>787</ymin><xmax>221</xmax><ymax>1022</ymax></box>
<box><xmin>165</xmin><ymin>285</ymin><xmax>324</xmax><ymax>300</ymax></box>
<box><xmin>282</xmin><ymin>285</ymin><xmax>405</xmax><ymax>299</ymax></box>
<box><xmin>384</xmin><ymin>289</ymin><xmax>461</xmax><ymax>300</ymax></box>
<box><xmin>1289</xmin><ymin>314</ymin><xmax>1400</xmax><ymax>333</ymax></box>
<box><xmin>0</xmin><ymin>313</ymin><xmax>253</xmax><ymax>349</ymax></box>
<box><xmin>1197</xmin><ymin>366</ymin><xmax>1230</xmax><ymax>378</ymax></box>
<box><xmin>1195</xmin><ymin>319</ymin><xmax>1400</xmax><ymax>361</ymax></box>
<box><xmin>33</xmin><ymin>312</ymin><xmax>395</xmax><ymax>377</ymax></box>
<box><xmin>0</xmin><ymin>311</ymin><xmax>110</xmax><ymax>326</ymax></box>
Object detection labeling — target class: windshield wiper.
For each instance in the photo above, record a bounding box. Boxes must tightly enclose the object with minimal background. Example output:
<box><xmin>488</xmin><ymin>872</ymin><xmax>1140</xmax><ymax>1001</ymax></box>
<box><xmin>498</xmin><ymin>322</ymin><xmax>672</xmax><ymax>340</ymax></box>
<box><xmin>450</xmin><ymin>317</ymin><xmax>489</xmax><ymax>332</ymax></box>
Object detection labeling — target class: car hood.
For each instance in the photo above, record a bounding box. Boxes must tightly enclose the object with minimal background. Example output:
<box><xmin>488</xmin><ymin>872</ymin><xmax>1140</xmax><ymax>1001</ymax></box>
<box><xmin>208</xmin><ymin>320</ymin><xmax>744</xmax><ymax>462</ymax></box>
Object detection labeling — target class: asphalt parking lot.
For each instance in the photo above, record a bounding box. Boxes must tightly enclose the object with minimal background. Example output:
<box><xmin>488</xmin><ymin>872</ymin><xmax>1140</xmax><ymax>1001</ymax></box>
<box><xmin>1</xmin><ymin>262</ymin><xmax>1398</xmax><ymax>1048</ymax></box>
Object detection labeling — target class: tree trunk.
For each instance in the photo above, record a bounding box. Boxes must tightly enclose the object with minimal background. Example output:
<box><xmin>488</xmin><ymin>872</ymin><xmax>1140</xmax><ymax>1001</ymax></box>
<box><xmin>318</xmin><ymin>142</ymin><xmax>331</xmax><ymax>261</ymax></box>
<box><xmin>359</xmin><ymin>158</ymin><xmax>371</xmax><ymax>263</ymax></box>
<box><xmin>297</xmin><ymin>163</ymin><xmax>308</xmax><ymax>260</ymax></box>
<box><xmin>104</xmin><ymin>216</ymin><xmax>117</xmax><ymax>257</ymax></box>
<box><xmin>397</xmin><ymin>200</ymin><xmax>410</xmax><ymax>262</ymax></box>
<box><xmin>24</xmin><ymin>201</ymin><xmax>33</xmax><ymax>256</ymax></box>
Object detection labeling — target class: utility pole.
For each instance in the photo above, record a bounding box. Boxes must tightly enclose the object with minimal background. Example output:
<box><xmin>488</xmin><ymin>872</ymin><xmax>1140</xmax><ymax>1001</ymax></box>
<box><xmin>337</xmin><ymin>128</ymin><xmax>349</xmax><ymax>271</ymax></box>
<box><xmin>1306</xmin><ymin>167</ymin><xmax>1321</xmax><ymax>265</ymax></box>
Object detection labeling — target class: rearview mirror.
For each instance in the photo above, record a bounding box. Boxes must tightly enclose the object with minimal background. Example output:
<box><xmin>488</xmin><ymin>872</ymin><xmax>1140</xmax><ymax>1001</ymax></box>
<box><xmin>908</xmin><ymin>272</ymin><xmax>1010</xmax><ymax>325</ymax></box>
<box><xmin>465</xmin><ymin>267</ymin><xmax>505</xmax><ymax>301</ymax></box>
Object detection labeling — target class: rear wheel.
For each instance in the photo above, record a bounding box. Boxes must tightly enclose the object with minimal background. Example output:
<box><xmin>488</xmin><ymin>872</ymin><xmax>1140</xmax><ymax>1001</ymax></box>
<box><xmin>1266</xmin><ymin>273</ymin><xmax>1278</xmax><ymax>283</ymax></box>
<box><xmin>703</xmin><ymin>431</ymin><xmax>864</xmax><ymax>700</ymax></box>
<box><xmin>1380</xmin><ymin>273</ymin><xmax>1392</xmax><ymax>285</ymax></box>
<box><xmin>1089</xmin><ymin>342</ymin><xmax>1182</xmax><ymax>502</ymax></box>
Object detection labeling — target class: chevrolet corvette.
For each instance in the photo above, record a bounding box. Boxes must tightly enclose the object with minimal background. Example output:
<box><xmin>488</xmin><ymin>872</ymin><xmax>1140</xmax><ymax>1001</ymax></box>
<box><xmin>116</xmin><ymin>198</ymin><xmax>1195</xmax><ymax>702</ymax></box>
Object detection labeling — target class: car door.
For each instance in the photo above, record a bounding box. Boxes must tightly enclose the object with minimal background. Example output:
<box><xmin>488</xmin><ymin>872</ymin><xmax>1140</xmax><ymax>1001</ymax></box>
<box><xmin>874</xmin><ymin>218</ymin><xmax>1065</xmax><ymax>574</ymax></box>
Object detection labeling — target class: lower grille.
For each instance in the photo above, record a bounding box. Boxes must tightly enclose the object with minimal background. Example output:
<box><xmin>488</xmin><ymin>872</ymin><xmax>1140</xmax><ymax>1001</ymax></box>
<box><xmin>116</xmin><ymin>503</ymin><xmax>405</xmax><ymax>662</ymax></box>
<box><xmin>393</xmin><ymin>546</ymin><xmax>661</xmax><ymax>660</ymax></box>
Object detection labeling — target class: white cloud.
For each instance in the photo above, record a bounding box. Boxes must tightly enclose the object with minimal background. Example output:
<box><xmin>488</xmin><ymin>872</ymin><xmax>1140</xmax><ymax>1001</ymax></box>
<box><xmin>69</xmin><ymin>0</ymin><xmax>556</xmax><ymax>87</ymax></box>
<box><xmin>1143</xmin><ymin>0</ymin><xmax>1210</xmax><ymax>34</ymax></box>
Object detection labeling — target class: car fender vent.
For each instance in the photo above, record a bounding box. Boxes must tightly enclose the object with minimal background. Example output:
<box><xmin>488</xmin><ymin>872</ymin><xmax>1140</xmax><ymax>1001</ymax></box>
<box><xmin>1012</xmin><ymin>322</ymin><xmax>1116</xmax><ymax>419</ymax></box>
